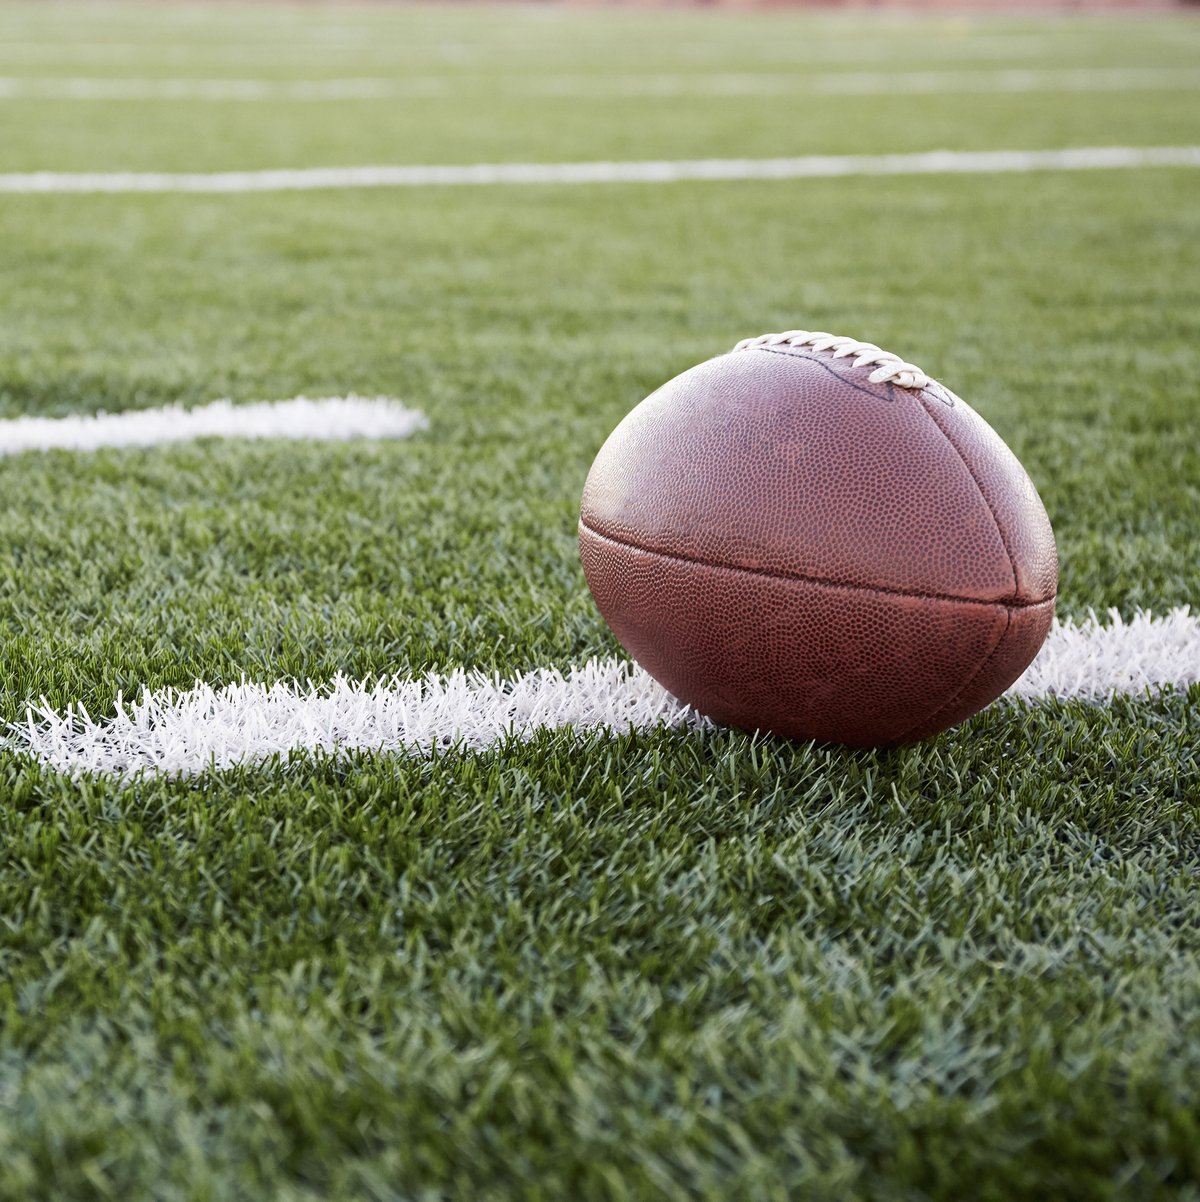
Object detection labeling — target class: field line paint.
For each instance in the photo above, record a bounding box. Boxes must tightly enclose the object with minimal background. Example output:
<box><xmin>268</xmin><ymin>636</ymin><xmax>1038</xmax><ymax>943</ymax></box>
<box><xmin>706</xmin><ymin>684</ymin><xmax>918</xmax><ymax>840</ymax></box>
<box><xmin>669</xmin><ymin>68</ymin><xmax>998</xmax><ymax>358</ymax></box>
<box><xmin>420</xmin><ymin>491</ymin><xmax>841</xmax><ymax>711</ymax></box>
<box><xmin>2</xmin><ymin>147</ymin><xmax>1198</xmax><ymax>195</ymax></box>
<box><xmin>2</xmin><ymin>68</ymin><xmax>1199</xmax><ymax>101</ymax></box>
<box><xmin>812</xmin><ymin>68</ymin><xmax>1200</xmax><ymax>96</ymax></box>
<box><xmin>0</xmin><ymin>36</ymin><xmax>1072</xmax><ymax>67</ymax></box>
<box><xmin>0</xmin><ymin>397</ymin><xmax>427</xmax><ymax>456</ymax></box>
<box><xmin>0</xmin><ymin>77</ymin><xmax>406</xmax><ymax>101</ymax></box>
<box><xmin>10</xmin><ymin>609</ymin><xmax>1199</xmax><ymax>778</ymax></box>
<box><xmin>543</xmin><ymin>68</ymin><xmax>1200</xmax><ymax>97</ymax></box>
<box><xmin>1005</xmin><ymin>608</ymin><xmax>1200</xmax><ymax>702</ymax></box>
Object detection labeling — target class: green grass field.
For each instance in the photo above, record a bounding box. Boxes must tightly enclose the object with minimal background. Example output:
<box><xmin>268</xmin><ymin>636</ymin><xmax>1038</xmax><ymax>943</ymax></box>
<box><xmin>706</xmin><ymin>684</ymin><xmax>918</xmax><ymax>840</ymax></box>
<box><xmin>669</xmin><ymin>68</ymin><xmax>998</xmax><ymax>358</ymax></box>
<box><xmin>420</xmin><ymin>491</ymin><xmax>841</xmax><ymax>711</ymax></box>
<box><xmin>1</xmin><ymin>4</ymin><xmax>1199</xmax><ymax>1199</ymax></box>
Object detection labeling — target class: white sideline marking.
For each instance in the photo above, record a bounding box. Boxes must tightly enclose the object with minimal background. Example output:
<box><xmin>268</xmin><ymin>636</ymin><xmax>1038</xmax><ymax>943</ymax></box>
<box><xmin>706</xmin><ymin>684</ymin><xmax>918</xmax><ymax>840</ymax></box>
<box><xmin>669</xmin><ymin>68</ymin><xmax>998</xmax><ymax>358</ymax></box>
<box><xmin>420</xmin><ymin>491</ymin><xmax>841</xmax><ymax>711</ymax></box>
<box><xmin>0</xmin><ymin>396</ymin><xmax>427</xmax><ymax>456</ymax></box>
<box><xmin>10</xmin><ymin>609</ymin><xmax>1199</xmax><ymax>778</ymax></box>
<box><xmin>2</xmin><ymin>147</ymin><xmax>1198</xmax><ymax>195</ymax></box>
<box><xmin>2</xmin><ymin>68</ymin><xmax>1198</xmax><ymax>102</ymax></box>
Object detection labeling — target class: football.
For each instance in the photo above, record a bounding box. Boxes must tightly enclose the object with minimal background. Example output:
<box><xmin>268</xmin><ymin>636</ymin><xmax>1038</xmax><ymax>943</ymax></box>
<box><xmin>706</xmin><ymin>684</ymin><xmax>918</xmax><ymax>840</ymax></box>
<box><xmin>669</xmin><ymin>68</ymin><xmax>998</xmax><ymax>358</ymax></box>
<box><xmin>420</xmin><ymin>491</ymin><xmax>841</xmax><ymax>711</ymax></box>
<box><xmin>580</xmin><ymin>330</ymin><xmax>1058</xmax><ymax>746</ymax></box>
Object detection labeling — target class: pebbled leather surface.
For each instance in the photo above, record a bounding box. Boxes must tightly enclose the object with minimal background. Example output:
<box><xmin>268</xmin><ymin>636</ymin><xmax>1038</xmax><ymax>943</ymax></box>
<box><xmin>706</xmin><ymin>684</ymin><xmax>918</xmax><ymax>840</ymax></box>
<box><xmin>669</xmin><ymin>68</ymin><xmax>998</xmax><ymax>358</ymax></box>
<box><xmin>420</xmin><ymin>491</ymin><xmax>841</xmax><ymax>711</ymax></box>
<box><xmin>580</xmin><ymin>345</ymin><xmax>1058</xmax><ymax>746</ymax></box>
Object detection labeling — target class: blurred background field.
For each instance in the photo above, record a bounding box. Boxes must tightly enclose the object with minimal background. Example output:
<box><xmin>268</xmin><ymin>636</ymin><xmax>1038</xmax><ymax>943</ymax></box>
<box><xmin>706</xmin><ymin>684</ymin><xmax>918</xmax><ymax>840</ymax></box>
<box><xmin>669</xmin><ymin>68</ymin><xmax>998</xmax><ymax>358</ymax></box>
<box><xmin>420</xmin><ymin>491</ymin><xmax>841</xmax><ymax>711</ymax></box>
<box><xmin>3</xmin><ymin>6</ymin><xmax>1200</xmax><ymax>170</ymax></box>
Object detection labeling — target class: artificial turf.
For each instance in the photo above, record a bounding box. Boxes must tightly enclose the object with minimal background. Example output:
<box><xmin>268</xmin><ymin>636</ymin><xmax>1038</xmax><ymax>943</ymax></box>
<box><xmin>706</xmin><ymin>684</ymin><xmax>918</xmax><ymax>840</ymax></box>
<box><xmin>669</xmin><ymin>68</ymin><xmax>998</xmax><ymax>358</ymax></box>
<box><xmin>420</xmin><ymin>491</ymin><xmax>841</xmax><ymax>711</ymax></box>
<box><xmin>0</xmin><ymin>5</ymin><xmax>1198</xmax><ymax>1199</ymax></box>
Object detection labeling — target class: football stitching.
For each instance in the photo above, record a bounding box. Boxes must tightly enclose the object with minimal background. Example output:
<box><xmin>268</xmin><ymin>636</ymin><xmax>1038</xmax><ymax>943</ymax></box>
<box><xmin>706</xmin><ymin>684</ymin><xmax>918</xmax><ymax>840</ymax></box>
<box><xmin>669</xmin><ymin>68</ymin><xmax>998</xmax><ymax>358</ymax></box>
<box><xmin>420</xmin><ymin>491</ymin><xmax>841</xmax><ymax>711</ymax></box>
<box><xmin>579</xmin><ymin>521</ymin><xmax>1055</xmax><ymax>610</ymax></box>
<box><xmin>733</xmin><ymin>330</ymin><xmax>929</xmax><ymax>389</ymax></box>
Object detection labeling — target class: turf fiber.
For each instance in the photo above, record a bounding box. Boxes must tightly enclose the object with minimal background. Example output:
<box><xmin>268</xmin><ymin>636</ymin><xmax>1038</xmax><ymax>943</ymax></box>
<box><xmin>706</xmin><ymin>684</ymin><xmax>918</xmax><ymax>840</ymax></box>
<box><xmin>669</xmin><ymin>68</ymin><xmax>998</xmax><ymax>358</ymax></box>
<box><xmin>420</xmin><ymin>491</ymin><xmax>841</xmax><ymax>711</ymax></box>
<box><xmin>0</xmin><ymin>5</ymin><xmax>1198</xmax><ymax>1200</ymax></box>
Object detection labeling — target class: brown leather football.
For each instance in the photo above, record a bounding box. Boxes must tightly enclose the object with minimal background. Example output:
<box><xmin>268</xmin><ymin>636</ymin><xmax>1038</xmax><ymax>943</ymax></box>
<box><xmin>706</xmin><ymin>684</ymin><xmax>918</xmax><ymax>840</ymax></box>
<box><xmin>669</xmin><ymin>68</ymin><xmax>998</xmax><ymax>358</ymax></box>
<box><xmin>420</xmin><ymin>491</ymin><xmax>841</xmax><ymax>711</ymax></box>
<box><xmin>579</xmin><ymin>330</ymin><xmax>1057</xmax><ymax>746</ymax></box>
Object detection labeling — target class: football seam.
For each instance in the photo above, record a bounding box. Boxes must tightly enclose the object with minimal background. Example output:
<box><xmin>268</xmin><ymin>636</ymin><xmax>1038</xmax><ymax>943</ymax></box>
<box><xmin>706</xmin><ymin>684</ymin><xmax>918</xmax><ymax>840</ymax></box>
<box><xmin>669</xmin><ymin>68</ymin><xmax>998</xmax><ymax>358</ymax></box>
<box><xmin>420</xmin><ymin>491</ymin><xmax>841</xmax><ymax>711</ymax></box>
<box><xmin>890</xmin><ymin>605</ymin><xmax>1014</xmax><ymax>744</ymax></box>
<box><xmin>579</xmin><ymin>521</ymin><xmax>1054</xmax><ymax>609</ymax></box>
<box><xmin>758</xmin><ymin>344</ymin><xmax>1041</xmax><ymax>602</ymax></box>
<box><xmin>915</xmin><ymin>394</ymin><xmax>1025</xmax><ymax>602</ymax></box>
<box><xmin>753</xmin><ymin>346</ymin><xmax>897</xmax><ymax>404</ymax></box>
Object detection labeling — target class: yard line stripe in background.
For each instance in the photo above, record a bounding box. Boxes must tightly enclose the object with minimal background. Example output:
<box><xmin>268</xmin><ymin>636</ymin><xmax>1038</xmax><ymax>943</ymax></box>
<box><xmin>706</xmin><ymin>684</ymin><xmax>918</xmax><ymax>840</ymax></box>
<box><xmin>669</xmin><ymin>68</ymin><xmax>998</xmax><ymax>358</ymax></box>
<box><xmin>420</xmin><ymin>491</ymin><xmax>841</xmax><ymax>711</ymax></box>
<box><xmin>12</xmin><ymin>609</ymin><xmax>1199</xmax><ymax>779</ymax></box>
<box><xmin>2</xmin><ymin>69</ymin><xmax>1199</xmax><ymax>101</ymax></box>
<box><xmin>0</xmin><ymin>36</ymin><xmax>1072</xmax><ymax>66</ymax></box>
<box><xmin>530</xmin><ymin>68</ymin><xmax>1200</xmax><ymax>97</ymax></box>
<box><xmin>0</xmin><ymin>397</ymin><xmax>426</xmax><ymax>455</ymax></box>
<box><xmin>0</xmin><ymin>77</ymin><xmax>405</xmax><ymax>100</ymax></box>
<box><xmin>2</xmin><ymin>147</ymin><xmax>1198</xmax><ymax>194</ymax></box>
<box><xmin>812</xmin><ymin>67</ymin><xmax>1200</xmax><ymax>96</ymax></box>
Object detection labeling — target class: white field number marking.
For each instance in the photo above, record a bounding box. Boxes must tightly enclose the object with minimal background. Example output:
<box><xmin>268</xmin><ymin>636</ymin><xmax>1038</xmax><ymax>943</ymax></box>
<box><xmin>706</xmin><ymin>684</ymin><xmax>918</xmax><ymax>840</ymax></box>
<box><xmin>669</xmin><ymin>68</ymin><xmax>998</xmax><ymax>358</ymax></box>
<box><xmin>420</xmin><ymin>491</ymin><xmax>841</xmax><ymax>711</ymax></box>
<box><xmin>10</xmin><ymin>609</ymin><xmax>1200</xmax><ymax>778</ymax></box>
<box><xmin>1</xmin><ymin>147</ymin><xmax>1198</xmax><ymax>194</ymax></box>
<box><xmin>0</xmin><ymin>397</ymin><xmax>427</xmax><ymax>456</ymax></box>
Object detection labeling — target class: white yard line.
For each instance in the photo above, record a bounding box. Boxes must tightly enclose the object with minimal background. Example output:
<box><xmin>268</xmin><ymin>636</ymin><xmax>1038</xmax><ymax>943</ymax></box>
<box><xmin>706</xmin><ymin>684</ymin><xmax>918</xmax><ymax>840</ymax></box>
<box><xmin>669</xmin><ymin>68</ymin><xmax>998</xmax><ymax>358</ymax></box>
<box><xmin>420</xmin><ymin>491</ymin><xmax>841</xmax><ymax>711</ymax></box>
<box><xmin>1</xmin><ymin>68</ymin><xmax>1197</xmax><ymax>101</ymax></box>
<box><xmin>0</xmin><ymin>77</ymin><xmax>406</xmax><ymax>100</ymax></box>
<box><xmin>811</xmin><ymin>67</ymin><xmax>1200</xmax><ymax>95</ymax></box>
<box><xmin>1006</xmin><ymin>608</ymin><xmax>1200</xmax><ymax>703</ymax></box>
<box><xmin>0</xmin><ymin>37</ymin><xmax>1071</xmax><ymax>67</ymax></box>
<box><xmin>10</xmin><ymin>609</ymin><xmax>1199</xmax><ymax>778</ymax></box>
<box><xmin>14</xmin><ymin>660</ymin><xmax>698</xmax><ymax>778</ymax></box>
<box><xmin>2</xmin><ymin>146</ymin><xmax>1198</xmax><ymax>195</ymax></box>
<box><xmin>565</xmin><ymin>67</ymin><xmax>1200</xmax><ymax>97</ymax></box>
<box><xmin>0</xmin><ymin>396</ymin><xmax>426</xmax><ymax>456</ymax></box>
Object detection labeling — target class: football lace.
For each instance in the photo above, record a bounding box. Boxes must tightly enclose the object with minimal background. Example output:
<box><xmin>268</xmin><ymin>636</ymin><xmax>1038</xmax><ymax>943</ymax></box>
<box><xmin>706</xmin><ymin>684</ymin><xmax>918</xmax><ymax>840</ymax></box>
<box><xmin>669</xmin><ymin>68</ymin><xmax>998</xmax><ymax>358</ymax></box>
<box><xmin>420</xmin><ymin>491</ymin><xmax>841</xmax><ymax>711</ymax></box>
<box><xmin>733</xmin><ymin>330</ymin><xmax>930</xmax><ymax>390</ymax></box>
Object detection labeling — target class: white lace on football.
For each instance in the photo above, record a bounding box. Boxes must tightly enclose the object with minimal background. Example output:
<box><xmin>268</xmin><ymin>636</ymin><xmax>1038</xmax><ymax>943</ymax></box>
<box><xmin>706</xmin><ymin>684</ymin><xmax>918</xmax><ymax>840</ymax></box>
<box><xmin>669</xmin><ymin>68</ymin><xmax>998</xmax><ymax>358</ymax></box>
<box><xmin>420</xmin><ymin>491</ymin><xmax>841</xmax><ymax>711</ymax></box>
<box><xmin>733</xmin><ymin>330</ymin><xmax>930</xmax><ymax>390</ymax></box>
